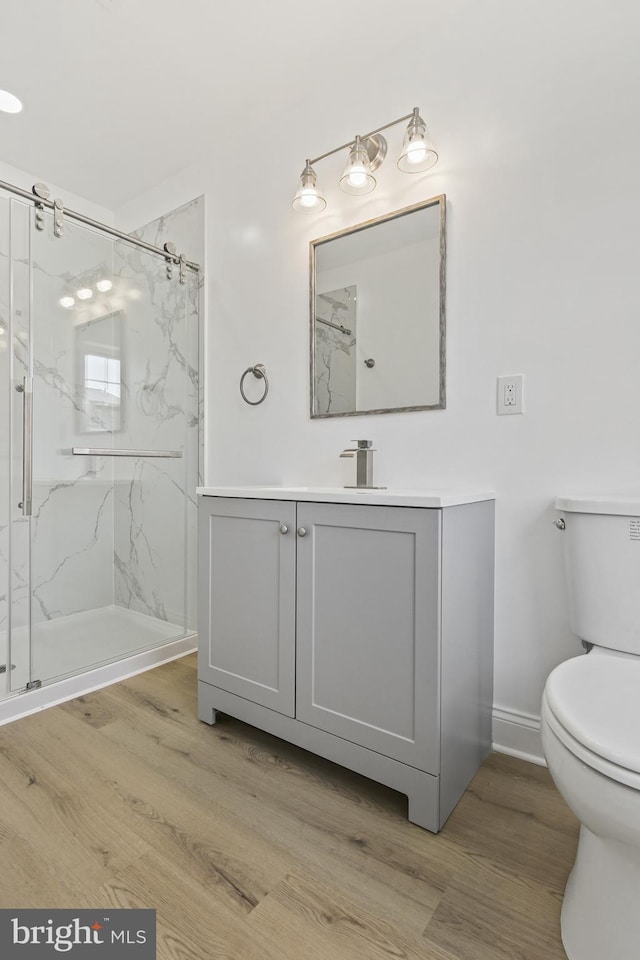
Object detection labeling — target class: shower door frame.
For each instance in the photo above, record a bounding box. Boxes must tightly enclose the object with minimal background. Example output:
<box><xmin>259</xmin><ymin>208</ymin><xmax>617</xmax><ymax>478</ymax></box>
<box><xmin>3</xmin><ymin>181</ymin><xmax>200</xmax><ymax>699</ymax></box>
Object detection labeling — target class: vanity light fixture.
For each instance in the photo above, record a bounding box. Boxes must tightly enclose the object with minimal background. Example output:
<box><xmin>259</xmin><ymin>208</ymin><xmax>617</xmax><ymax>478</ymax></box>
<box><xmin>293</xmin><ymin>161</ymin><xmax>326</xmax><ymax>213</ymax></box>
<box><xmin>339</xmin><ymin>136</ymin><xmax>376</xmax><ymax>196</ymax></box>
<box><xmin>293</xmin><ymin>106</ymin><xmax>437</xmax><ymax>214</ymax></box>
<box><xmin>0</xmin><ymin>89</ymin><xmax>23</xmax><ymax>114</ymax></box>
<box><xmin>397</xmin><ymin>107</ymin><xmax>438</xmax><ymax>173</ymax></box>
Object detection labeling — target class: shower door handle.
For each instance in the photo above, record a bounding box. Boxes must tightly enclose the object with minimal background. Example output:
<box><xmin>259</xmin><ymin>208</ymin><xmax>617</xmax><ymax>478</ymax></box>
<box><xmin>16</xmin><ymin>376</ymin><xmax>33</xmax><ymax>516</ymax></box>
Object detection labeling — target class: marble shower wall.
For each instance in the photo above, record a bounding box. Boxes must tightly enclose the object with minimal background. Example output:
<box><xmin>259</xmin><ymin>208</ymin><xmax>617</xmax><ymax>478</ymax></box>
<box><xmin>114</xmin><ymin>197</ymin><xmax>203</xmax><ymax>631</ymax></box>
<box><xmin>30</xmin><ymin>215</ymin><xmax>117</xmax><ymax>630</ymax></box>
<box><xmin>314</xmin><ymin>285</ymin><xmax>357</xmax><ymax>415</ymax></box>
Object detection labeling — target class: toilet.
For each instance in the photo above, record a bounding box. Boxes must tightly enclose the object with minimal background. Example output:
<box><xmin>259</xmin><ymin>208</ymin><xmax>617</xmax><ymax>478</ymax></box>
<box><xmin>541</xmin><ymin>496</ymin><xmax>640</xmax><ymax>960</ymax></box>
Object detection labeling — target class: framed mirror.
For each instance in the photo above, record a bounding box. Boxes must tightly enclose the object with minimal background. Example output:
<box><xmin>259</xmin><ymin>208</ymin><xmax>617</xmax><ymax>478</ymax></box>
<box><xmin>310</xmin><ymin>195</ymin><xmax>445</xmax><ymax>418</ymax></box>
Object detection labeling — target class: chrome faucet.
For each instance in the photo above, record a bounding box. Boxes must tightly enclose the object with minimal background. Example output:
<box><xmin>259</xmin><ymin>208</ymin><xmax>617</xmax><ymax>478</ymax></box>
<box><xmin>339</xmin><ymin>440</ymin><xmax>386</xmax><ymax>489</ymax></box>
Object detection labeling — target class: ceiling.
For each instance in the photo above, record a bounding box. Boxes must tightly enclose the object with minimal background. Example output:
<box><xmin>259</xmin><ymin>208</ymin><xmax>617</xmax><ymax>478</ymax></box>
<box><xmin>1</xmin><ymin>0</ymin><xmax>639</xmax><ymax>211</ymax></box>
<box><xmin>0</xmin><ymin>0</ymin><xmax>460</xmax><ymax>209</ymax></box>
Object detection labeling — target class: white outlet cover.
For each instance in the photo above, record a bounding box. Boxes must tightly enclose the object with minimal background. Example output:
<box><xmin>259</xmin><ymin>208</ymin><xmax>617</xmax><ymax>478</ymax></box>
<box><xmin>497</xmin><ymin>375</ymin><xmax>524</xmax><ymax>415</ymax></box>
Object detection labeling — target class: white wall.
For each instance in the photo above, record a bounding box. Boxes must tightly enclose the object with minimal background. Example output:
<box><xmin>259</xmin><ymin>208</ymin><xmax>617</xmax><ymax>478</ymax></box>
<box><xmin>116</xmin><ymin>1</ymin><xmax>640</xmax><ymax>761</ymax></box>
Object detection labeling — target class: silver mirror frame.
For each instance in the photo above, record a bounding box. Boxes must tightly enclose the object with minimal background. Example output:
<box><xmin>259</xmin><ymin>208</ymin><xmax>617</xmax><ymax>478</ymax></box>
<box><xmin>309</xmin><ymin>194</ymin><xmax>446</xmax><ymax>419</ymax></box>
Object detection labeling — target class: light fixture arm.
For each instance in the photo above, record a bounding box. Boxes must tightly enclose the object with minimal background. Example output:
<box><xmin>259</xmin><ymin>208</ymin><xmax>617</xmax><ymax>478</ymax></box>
<box><xmin>308</xmin><ymin>110</ymin><xmax>415</xmax><ymax>166</ymax></box>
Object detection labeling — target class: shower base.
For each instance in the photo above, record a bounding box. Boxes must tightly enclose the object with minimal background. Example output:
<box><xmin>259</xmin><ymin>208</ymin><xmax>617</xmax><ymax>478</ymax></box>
<box><xmin>0</xmin><ymin>604</ymin><xmax>196</xmax><ymax>726</ymax></box>
<box><xmin>30</xmin><ymin>604</ymin><xmax>186</xmax><ymax>683</ymax></box>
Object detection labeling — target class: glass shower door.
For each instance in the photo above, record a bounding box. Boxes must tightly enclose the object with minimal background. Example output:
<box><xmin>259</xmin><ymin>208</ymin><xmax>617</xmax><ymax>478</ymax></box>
<box><xmin>7</xmin><ymin>197</ymin><xmax>33</xmax><ymax>693</ymax></box>
<box><xmin>24</xmin><ymin>208</ymin><xmax>191</xmax><ymax>688</ymax></box>
<box><xmin>0</xmin><ymin>194</ymin><xmax>15</xmax><ymax>693</ymax></box>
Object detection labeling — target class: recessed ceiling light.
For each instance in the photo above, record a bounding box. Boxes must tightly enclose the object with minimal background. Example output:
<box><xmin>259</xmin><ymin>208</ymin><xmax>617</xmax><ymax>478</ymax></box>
<box><xmin>77</xmin><ymin>288</ymin><xmax>93</xmax><ymax>300</ymax></box>
<box><xmin>59</xmin><ymin>296</ymin><xmax>75</xmax><ymax>309</ymax></box>
<box><xmin>0</xmin><ymin>90</ymin><xmax>23</xmax><ymax>114</ymax></box>
<box><xmin>96</xmin><ymin>279</ymin><xmax>112</xmax><ymax>292</ymax></box>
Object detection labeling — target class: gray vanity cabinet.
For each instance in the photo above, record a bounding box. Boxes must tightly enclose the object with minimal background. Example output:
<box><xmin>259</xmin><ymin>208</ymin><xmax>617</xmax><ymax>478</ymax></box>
<box><xmin>295</xmin><ymin>502</ymin><xmax>440</xmax><ymax>772</ymax></box>
<box><xmin>198</xmin><ymin>493</ymin><xmax>494</xmax><ymax>832</ymax></box>
<box><xmin>197</xmin><ymin>497</ymin><xmax>297</xmax><ymax>717</ymax></box>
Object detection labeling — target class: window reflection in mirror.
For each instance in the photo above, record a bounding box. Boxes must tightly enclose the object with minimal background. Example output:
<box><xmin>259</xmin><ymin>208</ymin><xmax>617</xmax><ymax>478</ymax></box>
<box><xmin>75</xmin><ymin>310</ymin><xmax>124</xmax><ymax>433</ymax></box>
<box><xmin>311</xmin><ymin>196</ymin><xmax>445</xmax><ymax>418</ymax></box>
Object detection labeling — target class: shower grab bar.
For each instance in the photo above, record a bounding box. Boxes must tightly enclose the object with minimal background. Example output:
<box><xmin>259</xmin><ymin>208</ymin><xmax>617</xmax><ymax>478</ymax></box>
<box><xmin>72</xmin><ymin>448</ymin><xmax>183</xmax><ymax>458</ymax></box>
<box><xmin>17</xmin><ymin>377</ymin><xmax>33</xmax><ymax>516</ymax></box>
<box><xmin>315</xmin><ymin>316</ymin><xmax>352</xmax><ymax>336</ymax></box>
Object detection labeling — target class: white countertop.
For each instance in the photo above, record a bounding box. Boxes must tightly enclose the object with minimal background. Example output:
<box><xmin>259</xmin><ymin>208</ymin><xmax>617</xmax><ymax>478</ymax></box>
<box><xmin>196</xmin><ymin>485</ymin><xmax>496</xmax><ymax>508</ymax></box>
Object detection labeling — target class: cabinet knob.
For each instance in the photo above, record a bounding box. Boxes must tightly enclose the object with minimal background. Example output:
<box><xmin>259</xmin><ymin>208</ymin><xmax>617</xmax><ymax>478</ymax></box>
<box><xmin>279</xmin><ymin>523</ymin><xmax>289</xmax><ymax>535</ymax></box>
<box><xmin>297</xmin><ymin>527</ymin><xmax>307</xmax><ymax>537</ymax></box>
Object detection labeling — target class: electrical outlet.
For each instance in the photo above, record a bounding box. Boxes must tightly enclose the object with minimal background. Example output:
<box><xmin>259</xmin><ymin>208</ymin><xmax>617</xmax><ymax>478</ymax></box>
<box><xmin>497</xmin><ymin>375</ymin><xmax>524</xmax><ymax>415</ymax></box>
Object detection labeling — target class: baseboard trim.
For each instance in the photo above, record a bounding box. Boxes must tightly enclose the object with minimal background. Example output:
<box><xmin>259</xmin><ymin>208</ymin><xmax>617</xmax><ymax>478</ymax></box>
<box><xmin>492</xmin><ymin>705</ymin><xmax>546</xmax><ymax>766</ymax></box>
<box><xmin>0</xmin><ymin>634</ymin><xmax>197</xmax><ymax>728</ymax></box>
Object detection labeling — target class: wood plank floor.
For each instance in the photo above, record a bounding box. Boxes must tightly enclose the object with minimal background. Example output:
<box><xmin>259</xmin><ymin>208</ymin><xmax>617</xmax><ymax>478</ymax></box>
<box><xmin>0</xmin><ymin>655</ymin><xmax>579</xmax><ymax>959</ymax></box>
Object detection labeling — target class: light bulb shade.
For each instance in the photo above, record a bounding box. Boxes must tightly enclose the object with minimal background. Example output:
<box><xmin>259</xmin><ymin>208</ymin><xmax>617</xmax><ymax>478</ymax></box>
<box><xmin>340</xmin><ymin>136</ymin><xmax>376</xmax><ymax>195</ymax></box>
<box><xmin>293</xmin><ymin>162</ymin><xmax>326</xmax><ymax>213</ymax></box>
<box><xmin>0</xmin><ymin>90</ymin><xmax>22</xmax><ymax>114</ymax></box>
<box><xmin>397</xmin><ymin>110</ymin><xmax>438</xmax><ymax>173</ymax></box>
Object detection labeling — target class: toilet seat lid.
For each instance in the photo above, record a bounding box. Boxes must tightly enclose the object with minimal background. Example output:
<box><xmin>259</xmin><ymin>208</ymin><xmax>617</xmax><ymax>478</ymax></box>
<box><xmin>544</xmin><ymin>655</ymin><xmax>640</xmax><ymax>775</ymax></box>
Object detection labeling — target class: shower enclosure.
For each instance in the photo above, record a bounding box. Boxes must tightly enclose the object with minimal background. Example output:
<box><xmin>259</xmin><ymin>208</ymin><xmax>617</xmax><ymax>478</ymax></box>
<box><xmin>0</xmin><ymin>184</ymin><xmax>199</xmax><ymax>705</ymax></box>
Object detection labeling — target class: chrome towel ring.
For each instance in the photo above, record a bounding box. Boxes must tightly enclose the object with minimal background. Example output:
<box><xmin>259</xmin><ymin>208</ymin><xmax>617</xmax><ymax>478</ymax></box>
<box><xmin>240</xmin><ymin>363</ymin><xmax>269</xmax><ymax>405</ymax></box>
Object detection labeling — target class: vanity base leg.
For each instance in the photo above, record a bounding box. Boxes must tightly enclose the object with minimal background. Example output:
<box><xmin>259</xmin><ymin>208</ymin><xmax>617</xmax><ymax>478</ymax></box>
<box><xmin>198</xmin><ymin>704</ymin><xmax>217</xmax><ymax>725</ymax></box>
<box><xmin>407</xmin><ymin>778</ymin><xmax>441</xmax><ymax>833</ymax></box>
<box><xmin>197</xmin><ymin>682</ymin><xmax>218</xmax><ymax>725</ymax></box>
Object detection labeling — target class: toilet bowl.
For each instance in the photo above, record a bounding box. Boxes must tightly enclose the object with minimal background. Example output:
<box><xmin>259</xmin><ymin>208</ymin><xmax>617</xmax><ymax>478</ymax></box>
<box><xmin>543</xmin><ymin>497</ymin><xmax>640</xmax><ymax>960</ymax></box>
<box><xmin>542</xmin><ymin>653</ymin><xmax>640</xmax><ymax>960</ymax></box>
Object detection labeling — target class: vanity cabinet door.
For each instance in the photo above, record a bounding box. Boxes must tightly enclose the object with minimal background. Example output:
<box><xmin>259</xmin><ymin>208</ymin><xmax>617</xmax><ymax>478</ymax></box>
<box><xmin>198</xmin><ymin>497</ymin><xmax>296</xmax><ymax>717</ymax></box>
<box><xmin>295</xmin><ymin>502</ymin><xmax>441</xmax><ymax>773</ymax></box>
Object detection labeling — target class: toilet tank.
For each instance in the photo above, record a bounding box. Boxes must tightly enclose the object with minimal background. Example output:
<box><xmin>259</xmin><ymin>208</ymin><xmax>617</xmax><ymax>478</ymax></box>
<box><xmin>555</xmin><ymin>496</ymin><xmax>640</xmax><ymax>654</ymax></box>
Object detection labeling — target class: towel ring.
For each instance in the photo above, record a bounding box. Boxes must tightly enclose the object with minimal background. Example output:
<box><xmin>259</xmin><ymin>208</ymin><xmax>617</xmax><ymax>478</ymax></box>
<box><xmin>240</xmin><ymin>363</ymin><xmax>269</xmax><ymax>405</ymax></box>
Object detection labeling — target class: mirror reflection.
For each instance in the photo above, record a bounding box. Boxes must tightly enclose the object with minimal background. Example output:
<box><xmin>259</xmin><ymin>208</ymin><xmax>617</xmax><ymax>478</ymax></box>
<box><xmin>311</xmin><ymin>195</ymin><xmax>445</xmax><ymax>418</ymax></box>
<box><xmin>75</xmin><ymin>310</ymin><xmax>124</xmax><ymax>433</ymax></box>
